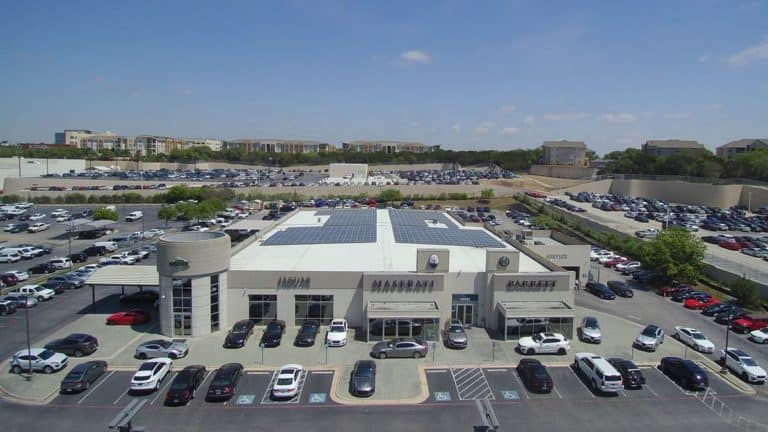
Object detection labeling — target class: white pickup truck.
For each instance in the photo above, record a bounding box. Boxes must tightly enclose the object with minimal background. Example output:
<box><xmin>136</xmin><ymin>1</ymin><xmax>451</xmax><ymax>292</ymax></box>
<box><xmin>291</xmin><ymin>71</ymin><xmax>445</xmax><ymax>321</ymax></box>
<box><xmin>10</xmin><ymin>285</ymin><xmax>55</xmax><ymax>301</ymax></box>
<box><xmin>125</xmin><ymin>211</ymin><xmax>143</xmax><ymax>222</ymax></box>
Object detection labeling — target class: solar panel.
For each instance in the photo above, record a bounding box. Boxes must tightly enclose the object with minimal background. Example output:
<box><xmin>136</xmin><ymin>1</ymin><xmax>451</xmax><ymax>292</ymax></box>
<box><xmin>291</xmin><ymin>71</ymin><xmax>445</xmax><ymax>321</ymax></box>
<box><xmin>263</xmin><ymin>209</ymin><xmax>377</xmax><ymax>246</ymax></box>
<box><xmin>388</xmin><ymin>209</ymin><xmax>504</xmax><ymax>248</ymax></box>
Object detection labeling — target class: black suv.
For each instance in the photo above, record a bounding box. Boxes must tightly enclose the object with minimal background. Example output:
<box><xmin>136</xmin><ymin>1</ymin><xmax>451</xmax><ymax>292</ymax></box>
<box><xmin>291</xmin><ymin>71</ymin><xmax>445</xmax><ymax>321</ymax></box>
<box><xmin>608</xmin><ymin>358</ymin><xmax>645</xmax><ymax>389</ymax></box>
<box><xmin>660</xmin><ymin>357</ymin><xmax>708</xmax><ymax>391</ymax></box>
<box><xmin>260</xmin><ymin>320</ymin><xmax>286</xmax><ymax>347</ymax></box>
<box><xmin>82</xmin><ymin>246</ymin><xmax>108</xmax><ymax>257</ymax></box>
<box><xmin>606</xmin><ymin>280</ymin><xmax>634</xmax><ymax>298</ymax></box>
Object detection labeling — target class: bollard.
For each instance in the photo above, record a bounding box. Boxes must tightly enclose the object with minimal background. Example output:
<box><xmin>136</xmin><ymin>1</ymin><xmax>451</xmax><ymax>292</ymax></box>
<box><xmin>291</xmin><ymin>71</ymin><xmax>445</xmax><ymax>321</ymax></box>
<box><xmin>492</xmin><ymin>341</ymin><xmax>497</xmax><ymax>363</ymax></box>
<box><xmin>260</xmin><ymin>342</ymin><xmax>265</xmax><ymax>364</ymax></box>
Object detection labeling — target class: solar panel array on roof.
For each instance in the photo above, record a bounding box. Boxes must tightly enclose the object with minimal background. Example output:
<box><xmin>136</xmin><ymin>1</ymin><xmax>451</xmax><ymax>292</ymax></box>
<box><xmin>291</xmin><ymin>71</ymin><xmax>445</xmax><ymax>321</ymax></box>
<box><xmin>389</xmin><ymin>209</ymin><xmax>504</xmax><ymax>248</ymax></box>
<box><xmin>263</xmin><ymin>209</ymin><xmax>376</xmax><ymax>246</ymax></box>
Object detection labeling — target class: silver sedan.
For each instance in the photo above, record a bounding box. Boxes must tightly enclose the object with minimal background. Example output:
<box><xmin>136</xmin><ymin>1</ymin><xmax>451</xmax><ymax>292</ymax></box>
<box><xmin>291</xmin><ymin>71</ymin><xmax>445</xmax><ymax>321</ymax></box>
<box><xmin>371</xmin><ymin>338</ymin><xmax>428</xmax><ymax>359</ymax></box>
<box><xmin>135</xmin><ymin>339</ymin><xmax>189</xmax><ymax>360</ymax></box>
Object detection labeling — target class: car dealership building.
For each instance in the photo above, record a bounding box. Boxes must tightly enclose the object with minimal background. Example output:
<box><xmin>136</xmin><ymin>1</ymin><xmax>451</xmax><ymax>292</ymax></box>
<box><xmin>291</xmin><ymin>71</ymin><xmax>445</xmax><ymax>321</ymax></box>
<box><xmin>155</xmin><ymin>209</ymin><xmax>575</xmax><ymax>342</ymax></box>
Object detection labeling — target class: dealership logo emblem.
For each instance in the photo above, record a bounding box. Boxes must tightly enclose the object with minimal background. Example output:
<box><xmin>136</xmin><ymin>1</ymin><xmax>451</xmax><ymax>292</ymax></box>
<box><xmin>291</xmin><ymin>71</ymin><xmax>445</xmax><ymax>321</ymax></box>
<box><xmin>498</xmin><ymin>255</ymin><xmax>510</xmax><ymax>267</ymax></box>
<box><xmin>428</xmin><ymin>254</ymin><xmax>440</xmax><ymax>268</ymax></box>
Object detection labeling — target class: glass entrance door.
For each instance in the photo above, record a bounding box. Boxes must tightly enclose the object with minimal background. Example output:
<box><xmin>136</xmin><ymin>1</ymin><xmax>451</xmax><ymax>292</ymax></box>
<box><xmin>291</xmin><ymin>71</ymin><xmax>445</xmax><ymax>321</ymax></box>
<box><xmin>452</xmin><ymin>304</ymin><xmax>474</xmax><ymax>326</ymax></box>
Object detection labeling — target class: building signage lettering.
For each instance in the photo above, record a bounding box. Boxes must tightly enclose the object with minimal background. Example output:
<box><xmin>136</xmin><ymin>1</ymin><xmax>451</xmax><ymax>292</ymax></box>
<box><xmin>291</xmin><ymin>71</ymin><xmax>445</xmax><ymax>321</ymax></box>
<box><xmin>370</xmin><ymin>279</ymin><xmax>435</xmax><ymax>293</ymax></box>
<box><xmin>277</xmin><ymin>277</ymin><xmax>310</xmax><ymax>289</ymax></box>
<box><xmin>505</xmin><ymin>279</ymin><xmax>557</xmax><ymax>292</ymax></box>
<box><xmin>546</xmin><ymin>254</ymin><xmax>568</xmax><ymax>260</ymax></box>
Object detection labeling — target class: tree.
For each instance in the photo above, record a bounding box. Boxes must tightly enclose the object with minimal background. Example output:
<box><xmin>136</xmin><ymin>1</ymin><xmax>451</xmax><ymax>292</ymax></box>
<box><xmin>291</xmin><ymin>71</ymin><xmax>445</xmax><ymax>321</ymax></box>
<box><xmin>730</xmin><ymin>277</ymin><xmax>762</xmax><ymax>310</ymax></box>
<box><xmin>379</xmin><ymin>189</ymin><xmax>402</xmax><ymax>202</ymax></box>
<box><xmin>480</xmin><ymin>188</ymin><xmax>495</xmax><ymax>200</ymax></box>
<box><xmin>157</xmin><ymin>206</ymin><xmax>178</xmax><ymax>226</ymax></box>
<box><xmin>637</xmin><ymin>227</ymin><xmax>705</xmax><ymax>283</ymax></box>
<box><xmin>93</xmin><ymin>207</ymin><xmax>118</xmax><ymax>221</ymax></box>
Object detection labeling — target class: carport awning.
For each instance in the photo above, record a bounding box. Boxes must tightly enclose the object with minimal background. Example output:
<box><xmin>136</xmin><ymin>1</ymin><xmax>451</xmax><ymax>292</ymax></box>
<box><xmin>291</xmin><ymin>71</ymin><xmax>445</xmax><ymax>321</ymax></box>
<box><xmin>497</xmin><ymin>301</ymin><xmax>574</xmax><ymax>318</ymax></box>
<box><xmin>367</xmin><ymin>301</ymin><xmax>440</xmax><ymax>319</ymax></box>
<box><xmin>86</xmin><ymin>265</ymin><xmax>159</xmax><ymax>286</ymax></box>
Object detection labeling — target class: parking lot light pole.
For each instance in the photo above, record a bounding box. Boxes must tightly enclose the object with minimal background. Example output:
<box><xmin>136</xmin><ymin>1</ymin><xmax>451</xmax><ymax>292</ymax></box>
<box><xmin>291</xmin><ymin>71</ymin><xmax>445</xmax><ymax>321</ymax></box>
<box><xmin>25</xmin><ymin>304</ymin><xmax>32</xmax><ymax>381</ymax></box>
<box><xmin>721</xmin><ymin>317</ymin><xmax>732</xmax><ymax>374</ymax></box>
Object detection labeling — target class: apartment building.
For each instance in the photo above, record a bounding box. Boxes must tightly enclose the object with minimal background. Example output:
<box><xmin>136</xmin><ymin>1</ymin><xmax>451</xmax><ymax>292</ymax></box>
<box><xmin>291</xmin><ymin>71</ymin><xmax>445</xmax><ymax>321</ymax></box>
<box><xmin>223</xmin><ymin>139</ymin><xmax>334</xmax><ymax>153</ymax></box>
<box><xmin>79</xmin><ymin>134</ymin><xmax>135</xmax><ymax>152</ymax></box>
<box><xmin>716</xmin><ymin>139</ymin><xmax>768</xmax><ymax>160</ymax></box>
<box><xmin>642</xmin><ymin>139</ymin><xmax>706</xmax><ymax>157</ymax></box>
<box><xmin>541</xmin><ymin>140</ymin><xmax>587</xmax><ymax>166</ymax></box>
<box><xmin>342</xmin><ymin>140</ymin><xmax>439</xmax><ymax>154</ymax></box>
<box><xmin>54</xmin><ymin>129</ymin><xmax>98</xmax><ymax>146</ymax></box>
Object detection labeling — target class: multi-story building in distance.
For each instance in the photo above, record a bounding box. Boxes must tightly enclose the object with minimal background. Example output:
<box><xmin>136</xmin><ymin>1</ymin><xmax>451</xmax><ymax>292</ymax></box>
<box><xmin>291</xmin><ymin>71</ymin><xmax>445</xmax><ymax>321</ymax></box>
<box><xmin>223</xmin><ymin>138</ymin><xmax>334</xmax><ymax>153</ymax></box>
<box><xmin>716</xmin><ymin>138</ymin><xmax>768</xmax><ymax>160</ymax></box>
<box><xmin>541</xmin><ymin>140</ymin><xmax>587</xmax><ymax>166</ymax></box>
<box><xmin>642</xmin><ymin>139</ymin><xmax>706</xmax><ymax>157</ymax></box>
<box><xmin>342</xmin><ymin>140</ymin><xmax>439</xmax><ymax>153</ymax></box>
<box><xmin>54</xmin><ymin>129</ymin><xmax>98</xmax><ymax>146</ymax></box>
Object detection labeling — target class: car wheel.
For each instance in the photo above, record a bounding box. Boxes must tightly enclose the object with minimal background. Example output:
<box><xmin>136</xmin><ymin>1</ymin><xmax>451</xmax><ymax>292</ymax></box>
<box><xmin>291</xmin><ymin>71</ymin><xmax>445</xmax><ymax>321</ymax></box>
<box><xmin>413</xmin><ymin>351</ymin><xmax>422</xmax><ymax>359</ymax></box>
<box><xmin>169</xmin><ymin>353</ymin><xmax>177</xmax><ymax>360</ymax></box>
<box><xmin>37</xmin><ymin>296</ymin><xmax>44</xmax><ymax>302</ymax></box>
<box><xmin>557</xmin><ymin>348</ymin><xmax>566</xmax><ymax>355</ymax></box>
<box><xmin>526</xmin><ymin>348</ymin><xmax>534</xmax><ymax>355</ymax></box>
<box><xmin>137</xmin><ymin>352</ymin><xmax>147</xmax><ymax>360</ymax></box>
<box><xmin>74</xmin><ymin>350</ymin><xmax>83</xmax><ymax>358</ymax></box>
<box><xmin>742</xmin><ymin>372</ymin><xmax>749</xmax><ymax>382</ymax></box>
<box><xmin>43</xmin><ymin>366</ymin><xmax>53</xmax><ymax>374</ymax></box>
<box><xmin>11</xmin><ymin>365</ymin><xmax>22</xmax><ymax>374</ymax></box>
<box><xmin>681</xmin><ymin>378</ymin><xmax>688</xmax><ymax>390</ymax></box>
<box><xmin>85</xmin><ymin>381</ymin><xmax>90</xmax><ymax>390</ymax></box>
<box><xmin>378</xmin><ymin>352</ymin><xmax>387</xmax><ymax>360</ymax></box>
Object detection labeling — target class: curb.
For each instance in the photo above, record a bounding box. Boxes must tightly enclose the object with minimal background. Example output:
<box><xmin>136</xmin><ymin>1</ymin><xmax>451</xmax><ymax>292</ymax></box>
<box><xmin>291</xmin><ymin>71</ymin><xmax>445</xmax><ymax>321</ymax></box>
<box><xmin>330</xmin><ymin>364</ymin><xmax>430</xmax><ymax>406</ymax></box>
<box><xmin>698</xmin><ymin>359</ymin><xmax>757</xmax><ymax>395</ymax></box>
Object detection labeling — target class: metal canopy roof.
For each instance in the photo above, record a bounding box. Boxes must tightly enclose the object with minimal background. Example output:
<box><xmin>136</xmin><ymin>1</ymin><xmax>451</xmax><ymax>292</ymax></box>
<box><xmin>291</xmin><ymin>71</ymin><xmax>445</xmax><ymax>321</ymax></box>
<box><xmin>59</xmin><ymin>218</ymin><xmax>116</xmax><ymax>229</ymax></box>
<box><xmin>367</xmin><ymin>301</ymin><xmax>440</xmax><ymax>319</ymax></box>
<box><xmin>497</xmin><ymin>301</ymin><xmax>574</xmax><ymax>318</ymax></box>
<box><xmin>85</xmin><ymin>265</ymin><xmax>159</xmax><ymax>286</ymax></box>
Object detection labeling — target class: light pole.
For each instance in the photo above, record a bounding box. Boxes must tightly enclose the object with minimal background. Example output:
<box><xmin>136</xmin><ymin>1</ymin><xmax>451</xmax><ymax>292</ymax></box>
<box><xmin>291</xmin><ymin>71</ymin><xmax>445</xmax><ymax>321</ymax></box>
<box><xmin>721</xmin><ymin>316</ymin><xmax>732</xmax><ymax>374</ymax></box>
<box><xmin>25</xmin><ymin>302</ymin><xmax>32</xmax><ymax>381</ymax></box>
<box><xmin>748</xmin><ymin>192</ymin><xmax>752</xmax><ymax>214</ymax></box>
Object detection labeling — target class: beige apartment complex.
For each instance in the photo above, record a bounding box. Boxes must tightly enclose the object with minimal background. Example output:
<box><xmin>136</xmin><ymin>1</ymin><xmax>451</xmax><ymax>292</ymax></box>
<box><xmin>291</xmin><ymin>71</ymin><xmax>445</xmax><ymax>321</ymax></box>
<box><xmin>541</xmin><ymin>140</ymin><xmax>587</xmax><ymax>166</ymax></box>
<box><xmin>716</xmin><ymin>139</ymin><xmax>768</xmax><ymax>160</ymax></box>
<box><xmin>642</xmin><ymin>139</ymin><xmax>706</xmax><ymax>157</ymax></box>
<box><xmin>342</xmin><ymin>140</ymin><xmax>439</xmax><ymax>154</ymax></box>
<box><xmin>222</xmin><ymin>139</ymin><xmax>334</xmax><ymax>154</ymax></box>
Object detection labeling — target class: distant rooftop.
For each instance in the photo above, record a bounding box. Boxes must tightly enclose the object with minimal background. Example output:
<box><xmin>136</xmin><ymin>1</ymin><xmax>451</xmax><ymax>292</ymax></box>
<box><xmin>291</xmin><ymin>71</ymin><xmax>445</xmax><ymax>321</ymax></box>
<box><xmin>542</xmin><ymin>140</ymin><xmax>586</xmax><ymax>148</ymax></box>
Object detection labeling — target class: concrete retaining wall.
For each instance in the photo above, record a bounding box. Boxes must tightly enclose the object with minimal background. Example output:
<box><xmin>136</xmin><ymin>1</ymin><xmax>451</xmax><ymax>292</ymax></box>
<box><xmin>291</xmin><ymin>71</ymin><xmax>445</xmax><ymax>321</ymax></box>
<box><xmin>609</xmin><ymin>179</ymin><xmax>745</xmax><ymax>208</ymax></box>
<box><xmin>530</xmin><ymin>165</ymin><xmax>597</xmax><ymax>179</ymax></box>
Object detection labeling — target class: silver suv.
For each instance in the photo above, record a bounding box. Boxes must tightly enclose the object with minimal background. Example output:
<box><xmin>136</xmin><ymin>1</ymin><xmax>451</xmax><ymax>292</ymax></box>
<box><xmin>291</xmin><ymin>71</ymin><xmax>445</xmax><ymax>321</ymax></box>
<box><xmin>443</xmin><ymin>319</ymin><xmax>468</xmax><ymax>349</ymax></box>
<box><xmin>633</xmin><ymin>325</ymin><xmax>665</xmax><ymax>352</ymax></box>
<box><xmin>11</xmin><ymin>348</ymin><xmax>68</xmax><ymax>374</ymax></box>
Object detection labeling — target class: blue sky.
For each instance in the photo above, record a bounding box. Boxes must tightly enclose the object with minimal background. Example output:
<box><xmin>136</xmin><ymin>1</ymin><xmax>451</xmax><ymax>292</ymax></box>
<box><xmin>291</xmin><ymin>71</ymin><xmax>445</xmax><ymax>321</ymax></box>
<box><xmin>1</xmin><ymin>0</ymin><xmax>767</xmax><ymax>155</ymax></box>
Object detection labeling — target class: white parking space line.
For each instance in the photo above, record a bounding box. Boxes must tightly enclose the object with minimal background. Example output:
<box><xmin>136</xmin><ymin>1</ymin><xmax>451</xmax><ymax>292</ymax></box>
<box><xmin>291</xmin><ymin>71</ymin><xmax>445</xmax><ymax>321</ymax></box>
<box><xmin>509</xmin><ymin>370</ymin><xmax>530</xmax><ymax>399</ymax></box>
<box><xmin>426</xmin><ymin>369</ymin><xmax>448</xmax><ymax>373</ymax></box>
<box><xmin>78</xmin><ymin>371</ymin><xmax>115</xmax><ymax>404</ymax></box>
<box><xmin>310</xmin><ymin>371</ymin><xmax>333</xmax><ymax>375</ymax></box>
<box><xmin>113</xmin><ymin>389</ymin><xmax>129</xmax><ymax>405</ymax></box>
<box><xmin>628</xmin><ymin>315</ymin><xmax>640</xmax><ymax>320</ymax></box>
<box><xmin>644</xmin><ymin>382</ymin><xmax>659</xmax><ymax>397</ymax></box>
<box><xmin>552</xmin><ymin>385</ymin><xmax>563</xmax><ymax>399</ymax></box>
<box><xmin>248</xmin><ymin>371</ymin><xmax>270</xmax><ymax>375</ymax></box>
<box><xmin>451</xmin><ymin>368</ymin><xmax>494</xmax><ymax>400</ymax></box>
<box><xmin>150</xmin><ymin>372</ymin><xmax>177</xmax><ymax>405</ymax></box>
<box><xmin>567</xmin><ymin>367</ymin><xmax>595</xmax><ymax>398</ymax></box>
<box><xmin>485</xmin><ymin>369</ymin><xmax>508</xmax><ymax>373</ymax></box>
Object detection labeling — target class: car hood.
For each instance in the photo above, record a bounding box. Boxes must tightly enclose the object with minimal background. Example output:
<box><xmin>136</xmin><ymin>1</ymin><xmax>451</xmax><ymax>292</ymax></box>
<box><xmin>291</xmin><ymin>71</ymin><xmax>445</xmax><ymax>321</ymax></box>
<box><xmin>327</xmin><ymin>332</ymin><xmax>347</xmax><ymax>341</ymax></box>
<box><xmin>582</xmin><ymin>327</ymin><xmax>601</xmax><ymax>337</ymax></box>
<box><xmin>695</xmin><ymin>339</ymin><xmax>715</xmax><ymax>349</ymax></box>
<box><xmin>517</xmin><ymin>337</ymin><xmax>536</xmax><ymax>347</ymax></box>
<box><xmin>351</xmin><ymin>375</ymin><xmax>374</xmax><ymax>390</ymax></box>
<box><xmin>47</xmin><ymin>352</ymin><xmax>67</xmax><ymax>364</ymax></box>
<box><xmin>636</xmin><ymin>334</ymin><xmax>658</xmax><ymax>344</ymax></box>
<box><xmin>372</xmin><ymin>341</ymin><xmax>391</xmax><ymax>351</ymax></box>
<box><xmin>743</xmin><ymin>364</ymin><xmax>767</xmax><ymax>377</ymax></box>
<box><xmin>225</xmin><ymin>333</ymin><xmax>246</xmax><ymax>344</ymax></box>
<box><xmin>167</xmin><ymin>342</ymin><xmax>187</xmax><ymax>352</ymax></box>
<box><xmin>447</xmin><ymin>332</ymin><xmax>468</xmax><ymax>342</ymax></box>
<box><xmin>749</xmin><ymin>330</ymin><xmax>768</xmax><ymax>338</ymax></box>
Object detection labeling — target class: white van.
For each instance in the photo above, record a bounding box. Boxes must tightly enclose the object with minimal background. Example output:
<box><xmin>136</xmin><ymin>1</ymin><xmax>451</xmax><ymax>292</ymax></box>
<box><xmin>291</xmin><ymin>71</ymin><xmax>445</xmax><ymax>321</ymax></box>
<box><xmin>574</xmin><ymin>353</ymin><xmax>623</xmax><ymax>393</ymax></box>
<box><xmin>125</xmin><ymin>211</ymin><xmax>143</xmax><ymax>222</ymax></box>
<box><xmin>93</xmin><ymin>241</ymin><xmax>118</xmax><ymax>252</ymax></box>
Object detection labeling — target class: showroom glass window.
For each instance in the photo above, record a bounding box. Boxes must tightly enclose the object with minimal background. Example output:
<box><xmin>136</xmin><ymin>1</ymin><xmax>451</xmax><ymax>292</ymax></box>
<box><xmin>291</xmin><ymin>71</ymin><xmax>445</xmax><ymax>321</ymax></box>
<box><xmin>210</xmin><ymin>275</ymin><xmax>220</xmax><ymax>332</ymax></box>
<box><xmin>172</xmin><ymin>278</ymin><xmax>192</xmax><ymax>336</ymax></box>
<box><xmin>248</xmin><ymin>295</ymin><xmax>277</xmax><ymax>325</ymax></box>
<box><xmin>294</xmin><ymin>295</ymin><xmax>333</xmax><ymax>325</ymax></box>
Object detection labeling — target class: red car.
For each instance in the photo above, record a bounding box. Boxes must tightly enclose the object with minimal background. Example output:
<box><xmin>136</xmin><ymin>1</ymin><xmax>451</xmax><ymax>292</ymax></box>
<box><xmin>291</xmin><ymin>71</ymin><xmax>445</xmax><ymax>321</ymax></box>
<box><xmin>525</xmin><ymin>191</ymin><xmax>547</xmax><ymax>198</ymax></box>
<box><xmin>658</xmin><ymin>283</ymin><xmax>694</xmax><ymax>297</ymax></box>
<box><xmin>719</xmin><ymin>241</ymin><xmax>742</xmax><ymax>251</ymax></box>
<box><xmin>603</xmin><ymin>257</ymin><xmax>628</xmax><ymax>268</ymax></box>
<box><xmin>106</xmin><ymin>310</ymin><xmax>151</xmax><ymax>326</ymax></box>
<box><xmin>684</xmin><ymin>297</ymin><xmax>720</xmax><ymax>310</ymax></box>
<box><xmin>0</xmin><ymin>273</ymin><xmax>19</xmax><ymax>286</ymax></box>
<box><xmin>731</xmin><ymin>316</ymin><xmax>768</xmax><ymax>333</ymax></box>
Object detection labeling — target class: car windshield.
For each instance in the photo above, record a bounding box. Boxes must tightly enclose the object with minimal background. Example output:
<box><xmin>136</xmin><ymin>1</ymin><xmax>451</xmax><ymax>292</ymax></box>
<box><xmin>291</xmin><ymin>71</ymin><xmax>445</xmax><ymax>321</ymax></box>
<box><xmin>532</xmin><ymin>334</ymin><xmax>543</xmax><ymax>342</ymax></box>
<box><xmin>641</xmin><ymin>327</ymin><xmax>658</xmax><ymax>337</ymax></box>
<box><xmin>691</xmin><ymin>332</ymin><xmax>705</xmax><ymax>340</ymax></box>
<box><xmin>330</xmin><ymin>325</ymin><xmax>345</xmax><ymax>332</ymax></box>
<box><xmin>276</xmin><ymin>378</ymin><xmax>293</xmax><ymax>385</ymax></box>
<box><xmin>449</xmin><ymin>326</ymin><xmax>464</xmax><ymax>333</ymax></box>
<box><xmin>355</xmin><ymin>367</ymin><xmax>374</xmax><ymax>377</ymax></box>
<box><xmin>532</xmin><ymin>368</ymin><xmax>549</xmax><ymax>378</ymax></box>
<box><xmin>742</xmin><ymin>357</ymin><xmax>758</xmax><ymax>366</ymax></box>
<box><xmin>584</xmin><ymin>318</ymin><xmax>598</xmax><ymax>329</ymax></box>
<box><xmin>139</xmin><ymin>363</ymin><xmax>157</xmax><ymax>371</ymax></box>
<box><xmin>65</xmin><ymin>371</ymin><xmax>84</xmax><ymax>380</ymax></box>
<box><xmin>39</xmin><ymin>350</ymin><xmax>55</xmax><ymax>360</ymax></box>
<box><xmin>233</xmin><ymin>324</ymin><xmax>250</xmax><ymax>333</ymax></box>
<box><xmin>133</xmin><ymin>375</ymin><xmax>151</xmax><ymax>381</ymax></box>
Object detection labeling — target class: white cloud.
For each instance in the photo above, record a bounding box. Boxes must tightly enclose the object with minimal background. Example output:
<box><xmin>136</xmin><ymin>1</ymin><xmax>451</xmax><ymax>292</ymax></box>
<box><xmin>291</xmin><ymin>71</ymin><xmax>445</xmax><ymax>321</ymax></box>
<box><xmin>698</xmin><ymin>54</ymin><xmax>711</xmax><ymax>63</ymax></box>
<box><xmin>542</xmin><ymin>112</ymin><xmax>587</xmax><ymax>121</ymax></box>
<box><xmin>502</xmin><ymin>127</ymin><xmax>520</xmax><ymax>135</ymax></box>
<box><xmin>400</xmin><ymin>50</ymin><xmax>431</xmax><ymax>64</ymax></box>
<box><xmin>664</xmin><ymin>112</ymin><xmax>694</xmax><ymax>120</ymax></box>
<box><xmin>523</xmin><ymin>116</ymin><xmax>535</xmax><ymax>125</ymax></box>
<box><xmin>451</xmin><ymin>124</ymin><xmax>461</xmax><ymax>133</ymax></box>
<box><xmin>500</xmin><ymin>104</ymin><xmax>516</xmax><ymax>112</ymax></box>
<box><xmin>598</xmin><ymin>113</ymin><xmax>638</xmax><ymax>124</ymax></box>
<box><xmin>175</xmin><ymin>88</ymin><xmax>193</xmax><ymax>96</ymax></box>
<box><xmin>727</xmin><ymin>40</ymin><xmax>768</xmax><ymax>66</ymax></box>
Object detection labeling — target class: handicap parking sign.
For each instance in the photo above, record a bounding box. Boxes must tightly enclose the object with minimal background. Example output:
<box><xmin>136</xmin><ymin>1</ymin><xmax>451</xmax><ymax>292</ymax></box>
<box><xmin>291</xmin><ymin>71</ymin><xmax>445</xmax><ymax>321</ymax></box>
<box><xmin>501</xmin><ymin>390</ymin><xmax>519</xmax><ymax>400</ymax></box>
<box><xmin>309</xmin><ymin>393</ymin><xmax>327</xmax><ymax>404</ymax></box>
<box><xmin>236</xmin><ymin>394</ymin><xmax>256</xmax><ymax>405</ymax></box>
<box><xmin>434</xmin><ymin>391</ymin><xmax>451</xmax><ymax>401</ymax></box>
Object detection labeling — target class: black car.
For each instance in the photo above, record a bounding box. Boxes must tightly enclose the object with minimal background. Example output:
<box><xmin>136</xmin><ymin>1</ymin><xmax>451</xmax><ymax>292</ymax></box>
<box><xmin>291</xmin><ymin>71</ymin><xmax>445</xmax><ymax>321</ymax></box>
<box><xmin>260</xmin><ymin>319</ymin><xmax>286</xmax><ymax>347</ymax></box>
<box><xmin>608</xmin><ymin>358</ymin><xmax>645</xmax><ymax>389</ymax></box>
<box><xmin>634</xmin><ymin>215</ymin><xmax>649</xmax><ymax>223</ymax></box>
<box><xmin>294</xmin><ymin>320</ymin><xmax>320</xmax><ymax>347</ymax></box>
<box><xmin>28</xmin><ymin>262</ymin><xmax>54</xmax><ymax>274</ymax></box>
<box><xmin>165</xmin><ymin>365</ymin><xmax>207</xmax><ymax>406</ymax></box>
<box><xmin>606</xmin><ymin>280</ymin><xmax>634</xmax><ymax>298</ymax></box>
<box><xmin>40</xmin><ymin>281</ymin><xmax>67</xmax><ymax>294</ymax></box>
<box><xmin>516</xmin><ymin>358</ymin><xmax>553</xmax><ymax>393</ymax></box>
<box><xmin>82</xmin><ymin>245</ymin><xmax>108</xmax><ymax>257</ymax></box>
<box><xmin>702</xmin><ymin>303</ymin><xmax>736</xmax><ymax>317</ymax></box>
<box><xmin>45</xmin><ymin>333</ymin><xmax>99</xmax><ymax>357</ymax></box>
<box><xmin>659</xmin><ymin>357</ymin><xmax>708</xmax><ymax>391</ymax></box>
<box><xmin>60</xmin><ymin>360</ymin><xmax>107</xmax><ymax>393</ymax></box>
<box><xmin>119</xmin><ymin>290</ymin><xmax>160</xmax><ymax>305</ymax></box>
<box><xmin>671</xmin><ymin>290</ymin><xmax>708</xmax><ymax>303</ymax></box>
<box><xmin>8</xmin><ymin>223</ymin><xmax>30</xmax><ymax>233</ymax></box>
<box><xmin>715</xmin><ymin>308</ymin><xmax>747</xmax><ymax>324</ymax></box>
<box><xmin>69</xmin><ymin>252</ymin><xmax>88</xmax><ymax>263</ymax></box>
<box><xmin>223</xmin><ymin>319</ymin><xmax>255</xmax><ymax>349</ymax></box>
<box><xmin>349</xmin><ymin>360</ymin><xmax>376</xmax><ymax>397</ymax></box>
<box><xmin>586</xmin><ymin>282</ymin><xmax>616</xmax><ymax>300</ymax></box>
<box><xmin>78</xmin><ymin>229</ymin><xmax>106</xmax><ymax>240</ymax></box>
<box><xmin>206</xmin><ymin>363</ymin><xmax>244</xmax><ymax>401</ymax></box>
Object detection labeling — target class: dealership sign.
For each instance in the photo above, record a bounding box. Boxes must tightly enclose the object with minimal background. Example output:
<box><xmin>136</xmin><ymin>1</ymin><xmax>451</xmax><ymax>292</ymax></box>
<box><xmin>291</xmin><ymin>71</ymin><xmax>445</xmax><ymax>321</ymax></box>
<box><xmin>505</xmin><ymin>279</ymin><xmax>557</xmax><ymax>292</ymax></box>
<box><xmin>370</xmin><ymin>279</ymin><xmax>435</xmax><ymax>293</ymax></box>
<box><xmin>277</xmin><ymin>276</ymin><xmax>310</xmax><ymax>289</ymax></box>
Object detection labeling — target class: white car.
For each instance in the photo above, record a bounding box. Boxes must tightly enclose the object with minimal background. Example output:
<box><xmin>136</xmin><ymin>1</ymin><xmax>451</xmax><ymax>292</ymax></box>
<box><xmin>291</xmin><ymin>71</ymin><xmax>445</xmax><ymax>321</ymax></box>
<box><xmin>48</xmin><ymin>257</ymin><xmax>73</xmax><ymax>270</ymax></box>
<box><xmin>517</xmin><ymin>332</ymin><xmax>571</xmax><ymax>355</ymax></box>
<box><xmin>598</xmin><ymin>254</ymin><xmax>623</xmax><ymax>265</ymax></box>
<box><xmin>590</xmin><ymin>250</ymin><xmax>613</xmax><ymax>262</ymax></box>
<box><xmin>326</xmin><ymin>319</ymin><xmax>348</xmax><ymax>347</ymax></box>
<box><xmin>615</xmin><ymin>261</ymin><xmax>642</xmax><ymax>273</ymax></box>
<box><xmin>27</xmin><ymin>223</ymin><xmax>50</xmax><ymax>233</ymax></box>
<box><xmin>55</xmin><ymin>214</ymin><xmax>71</xmax><ymax>222</ymax></box>
<box><xmin>720</xmin><ymin>348</ymin><xmax>767</xmax><ymax>384</ymax></box>
<box><xmin>10</xmin><ymin>348</ymin><xmax>68</xmax><ymax>374</ymax></box>
<box><xmin>272</xmin><ymin>364</ymin><xmax>304</xmax><ymax>399</ymax></box>
<box><xmin>130</xmin><ymin>358</ymin><xmax>172</xmax><ymax>392</ymax></box>
<box><xmin>4</xmin><ymin>270</ymin><xmax>29</xmax><ymax>281</ymax></box>
<box><xmin>50</xmin><ymin>209</ymin><xmax>68</xmax><ymax>217</ymax></box>
<box><xmin>28</xmin><ymin>213</ymin><xmax>46</xmax><ymax>221</ymax></box>
<box><xmin>147</xmin><ymin>228</ymin><xmax>165</xmax><ymax>237</ymax></box>
<box><xmin>748</xmin><ymin>327</ymin><xmax>768</xmax><ymax>344</ymax></box>
<box><xmin>104</xmin><ymin>254</ymin><xmax>138</xmax><ymax>265</ymax></box>
<box><xmin>673</xmin><ymin>326</ymin><xmax>715</xmax><ymax>353</ymax></box>
<box><xmin>12</xmin><ymin>284</ymin><xmax>55</xmax><ymax>301</ymax></box>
